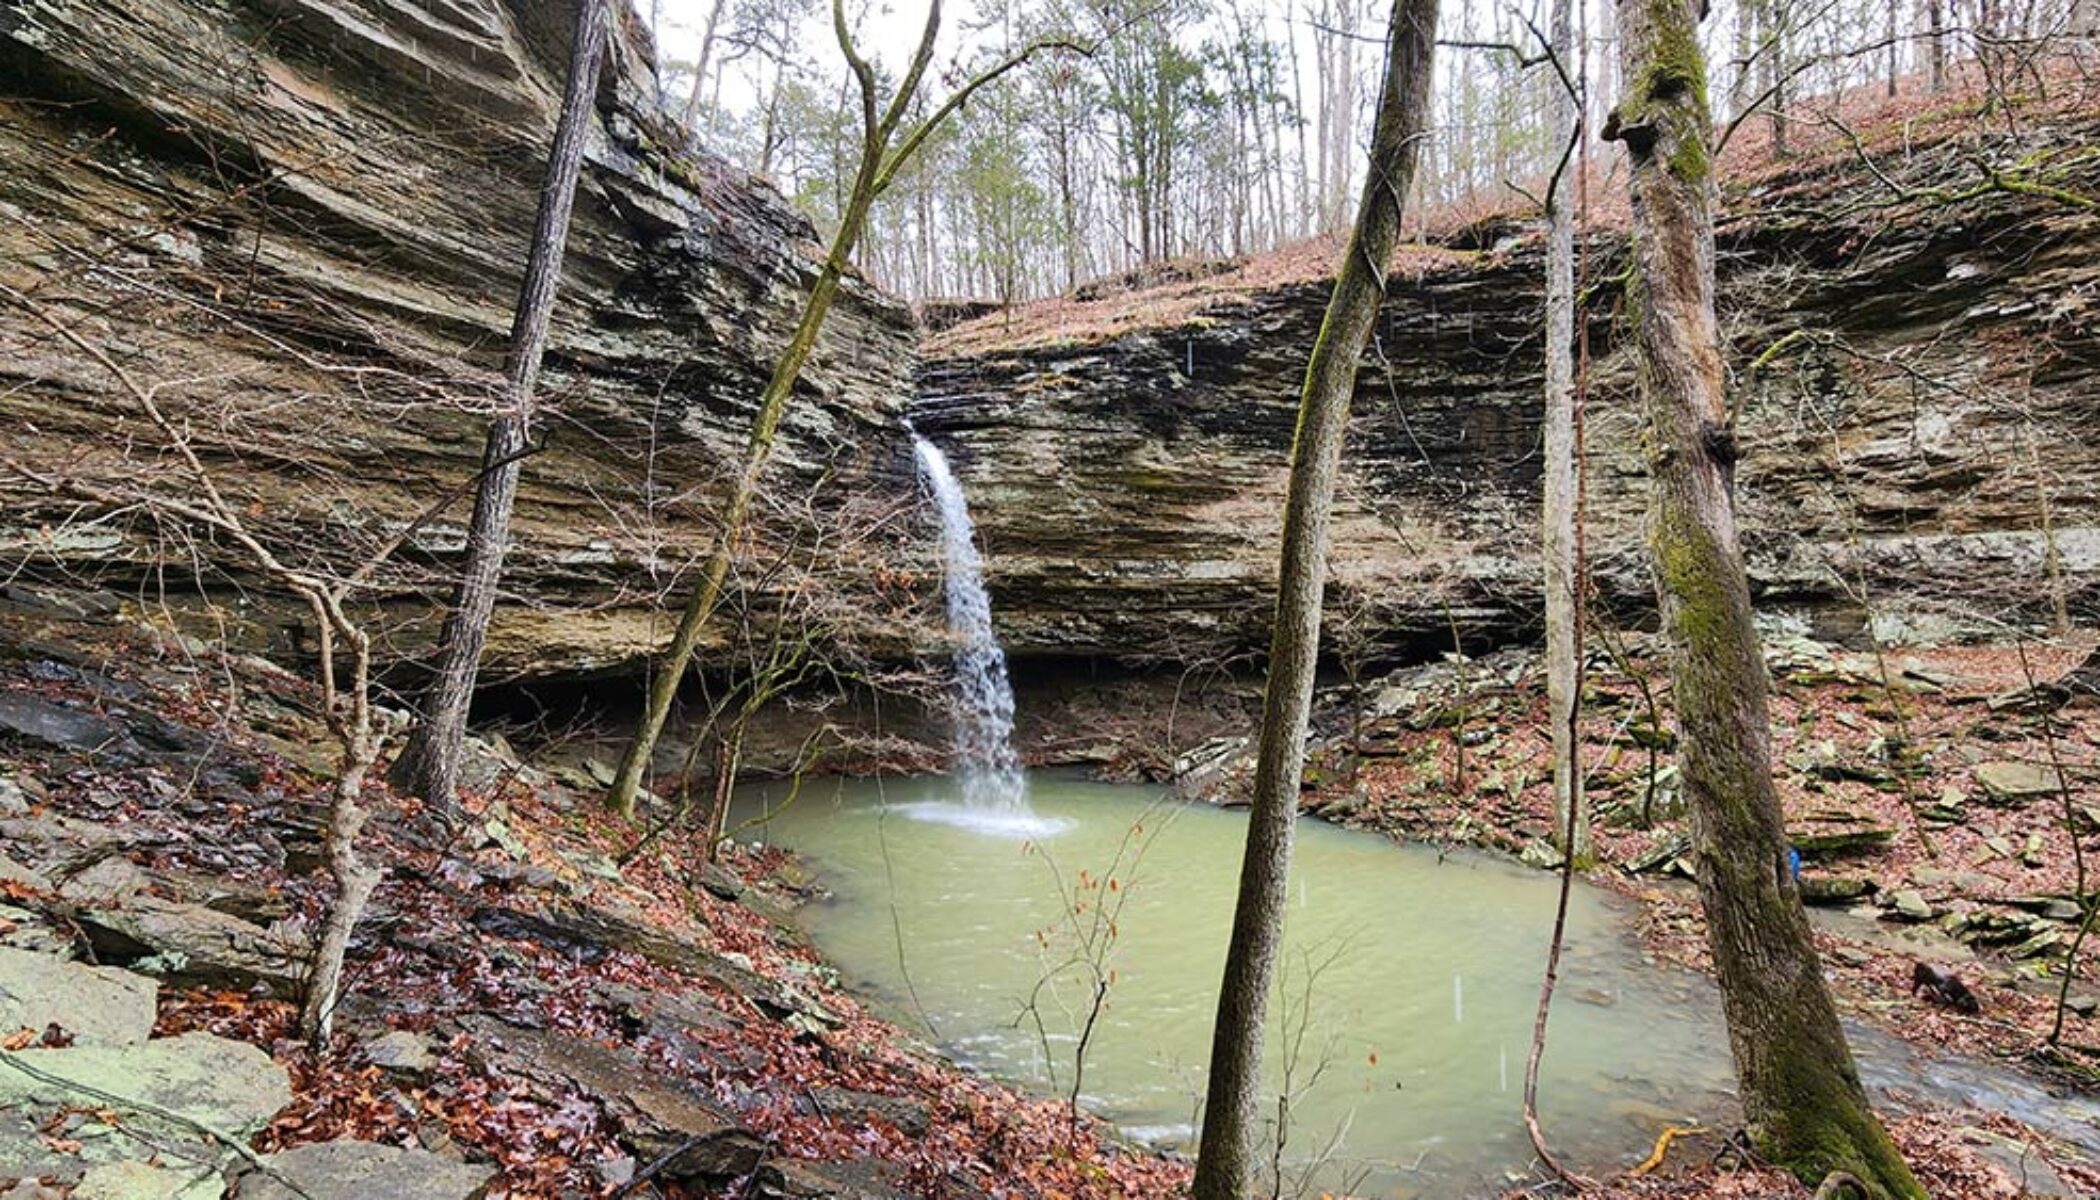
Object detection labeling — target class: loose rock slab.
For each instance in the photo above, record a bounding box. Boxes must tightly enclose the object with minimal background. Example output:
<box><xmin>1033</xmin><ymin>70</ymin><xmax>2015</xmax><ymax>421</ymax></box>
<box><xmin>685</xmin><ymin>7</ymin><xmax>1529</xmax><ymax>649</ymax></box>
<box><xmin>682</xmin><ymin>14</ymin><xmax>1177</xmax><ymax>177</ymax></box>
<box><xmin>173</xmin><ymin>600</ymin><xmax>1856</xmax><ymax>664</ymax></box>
<box><xmin>72</xmin><ymin>1159</ymin><xmax>224</xmax><ymax>1199</ymax></box>
<box><xmin>233</xmin><ymin>1141</ymin><xmax>495</xmax><ymax>1200</ymax></box>
<box><xmin>70</xmin><ymin>895</ymin><xmax>306</xmax><ymax>996</ymax></box>
<box><xmin>0</xmin><ymin>945</ymin><xmax>159</xmax><ymax>1046</ymax></box>
<box><xmin>1974</xmin><ymin>760</ymin><xmax>2065</xmax><ymax>804</ymax></box>
<box><xmin>0</xmin><ymin>1032</ymin><xmax>291</xmax><ymax>1130</ymax></box>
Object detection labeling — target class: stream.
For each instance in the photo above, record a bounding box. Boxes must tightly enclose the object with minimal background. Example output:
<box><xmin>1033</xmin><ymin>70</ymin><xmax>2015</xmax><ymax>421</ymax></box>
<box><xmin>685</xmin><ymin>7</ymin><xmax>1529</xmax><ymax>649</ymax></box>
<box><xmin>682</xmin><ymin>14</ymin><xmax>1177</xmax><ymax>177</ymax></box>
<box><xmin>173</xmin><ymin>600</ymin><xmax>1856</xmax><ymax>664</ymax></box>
<box><xmin>733</xmin><ymin>772</ymin><xmax>2100</xmax><ymax>1197</ymax></box>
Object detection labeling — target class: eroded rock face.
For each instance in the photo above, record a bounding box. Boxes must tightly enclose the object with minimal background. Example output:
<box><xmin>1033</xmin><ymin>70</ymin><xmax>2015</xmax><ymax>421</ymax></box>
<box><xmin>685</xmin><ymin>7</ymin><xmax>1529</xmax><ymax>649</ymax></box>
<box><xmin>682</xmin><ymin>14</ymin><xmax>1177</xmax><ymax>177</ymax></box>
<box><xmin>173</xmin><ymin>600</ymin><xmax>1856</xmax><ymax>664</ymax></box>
<box><xmin>917</xmin><ymin>121</ymin><xmax>2100</xmax><ymax>666</ymax></box>
<box><xmin>0</xmin><ymin>0</ymin><xmax>916</xmax><ymax>680</ymax></box>
<box><xmin>3</xmin><ymin>0</ymin><xmax>2091</xmax><ymax>689</ymax></box>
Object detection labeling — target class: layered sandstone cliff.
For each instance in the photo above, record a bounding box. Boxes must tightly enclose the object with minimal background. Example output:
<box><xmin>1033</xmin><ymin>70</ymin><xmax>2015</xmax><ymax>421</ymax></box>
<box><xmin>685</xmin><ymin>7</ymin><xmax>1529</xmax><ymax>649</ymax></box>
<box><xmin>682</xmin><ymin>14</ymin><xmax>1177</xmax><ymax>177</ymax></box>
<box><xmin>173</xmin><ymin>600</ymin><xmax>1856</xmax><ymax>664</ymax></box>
<box><xmin>2</xmin><ymin>4</ymin><xmax>2092</xmax><ymax>689</ymax></box>
<box><xmin>0</xmin><ymin>0</ymin><xmax>915</xmax><ymax>679</ymax></box>
<box><xmin>916</xmin><ymin>108</ymin><xmax>2100</xmax><ymax>664</ymax></box>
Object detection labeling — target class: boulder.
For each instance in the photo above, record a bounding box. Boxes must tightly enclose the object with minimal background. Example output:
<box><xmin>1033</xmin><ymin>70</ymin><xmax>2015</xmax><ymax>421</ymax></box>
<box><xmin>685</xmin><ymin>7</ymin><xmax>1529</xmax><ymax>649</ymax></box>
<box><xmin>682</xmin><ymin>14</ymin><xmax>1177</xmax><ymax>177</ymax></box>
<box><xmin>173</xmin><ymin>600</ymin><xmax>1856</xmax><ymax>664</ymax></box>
<box><xmin>234</xmin><ymin>1140</ymin><xmax>494</xmax><ymax>1200</ymax></box>
<box><xmin>1800</xmin><ymin>875</ymin><xmax>1877</xmax><ymax>906</ymax></box>
<box><xmin>361</xmin><ymin>1030</ymin><xmax>438</xmax><ymax>1076</ymax></box>
<box><xmin>0</xmin><ymin>946</ymin><xmax>159</xmax><ymax>1045</ymax></box>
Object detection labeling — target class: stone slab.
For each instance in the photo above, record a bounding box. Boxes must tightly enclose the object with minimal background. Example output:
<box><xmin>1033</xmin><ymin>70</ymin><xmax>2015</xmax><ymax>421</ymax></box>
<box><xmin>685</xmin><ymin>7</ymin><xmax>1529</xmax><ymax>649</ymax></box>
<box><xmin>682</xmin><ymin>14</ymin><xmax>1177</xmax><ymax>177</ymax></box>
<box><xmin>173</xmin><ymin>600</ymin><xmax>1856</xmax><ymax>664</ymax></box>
<box><xmin>235</xmin><ymin>1140</ymin><xmax>494</xmax><ymax>1200</ymax></box>
<box><xmin>0</xmin><ymin>945</ymin><xmax>159</xmax><ymax>1045</ymax></box>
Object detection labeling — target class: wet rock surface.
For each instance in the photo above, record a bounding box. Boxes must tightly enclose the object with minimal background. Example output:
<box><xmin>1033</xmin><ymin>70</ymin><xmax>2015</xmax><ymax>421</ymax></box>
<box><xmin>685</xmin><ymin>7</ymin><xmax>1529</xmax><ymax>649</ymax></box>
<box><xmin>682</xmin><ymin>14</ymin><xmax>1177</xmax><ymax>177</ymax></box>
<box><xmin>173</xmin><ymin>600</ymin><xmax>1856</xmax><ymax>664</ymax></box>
<box><xmin>0</xmin><ymin>1030</ymin><xmax>291</xmax><ymax>1184</ymax></box>
<box><xmin>0</xmin><ymin>946</ymin><xmax>158</xmax><ymax>1046</ymax></box>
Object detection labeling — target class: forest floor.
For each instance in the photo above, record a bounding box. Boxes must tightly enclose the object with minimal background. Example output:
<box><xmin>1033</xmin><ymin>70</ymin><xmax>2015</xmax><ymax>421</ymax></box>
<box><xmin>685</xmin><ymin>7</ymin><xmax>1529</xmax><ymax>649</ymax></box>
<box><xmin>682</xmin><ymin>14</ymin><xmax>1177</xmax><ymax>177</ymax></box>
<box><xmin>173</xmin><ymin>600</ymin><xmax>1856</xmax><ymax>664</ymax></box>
<box><xmin>6</xmin><ymin>595</ymin><xmax>2098</xmax><ymax>1199</ymax></box>
<box><xmin>0</xmin><ymin>598</ymin><xmax>1188</xmax><ymax>1199</ymax></box>
<box><xmin>1287</xmin><ymin>627</ymin><xmax>2100</xmax><ymax>1198</ymax></box>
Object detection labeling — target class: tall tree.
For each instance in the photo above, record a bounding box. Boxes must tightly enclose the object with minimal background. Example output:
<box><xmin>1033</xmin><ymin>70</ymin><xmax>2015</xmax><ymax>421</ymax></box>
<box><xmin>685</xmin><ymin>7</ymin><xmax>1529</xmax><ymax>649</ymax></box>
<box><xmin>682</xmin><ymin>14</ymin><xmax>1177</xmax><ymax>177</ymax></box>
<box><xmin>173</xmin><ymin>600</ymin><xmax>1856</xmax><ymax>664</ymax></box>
<box><xmin>1604</xmin><ymin>0</ymin><xmax>1921</xmax><ymax>1194</ymax></box>
<box><xmin>388</xmin><ymin>0</ymin><xmax>609</xmax><ymax>819</ymax></box>
<box><xmin>1541</xmin><ymin>0</ymin><xmax>1587</xmax><ymax>864</ymax></box>
<box><xmin>1926</xmin><ymin>0</ymin><xmax>1948</xmax><ymax>91</ymax></box>
<box><xmin>678</xmin><ymin>0</ymin><xmax>733</xmax><ymax>132</ymax></box>
<box><xmin>606</xmin><ymin>0</ymin><xmax>1075</xmax><ymax>817</ymax></box>
<box><xmin>1094</xmin><ymin>0</ymin><xmax>1204</xmax><ymax>263</ymax></box>
<box><xmin>1188</xmin><ymin>1</ymin><xmax>1437</xmax><ymax>1194</ymax></box>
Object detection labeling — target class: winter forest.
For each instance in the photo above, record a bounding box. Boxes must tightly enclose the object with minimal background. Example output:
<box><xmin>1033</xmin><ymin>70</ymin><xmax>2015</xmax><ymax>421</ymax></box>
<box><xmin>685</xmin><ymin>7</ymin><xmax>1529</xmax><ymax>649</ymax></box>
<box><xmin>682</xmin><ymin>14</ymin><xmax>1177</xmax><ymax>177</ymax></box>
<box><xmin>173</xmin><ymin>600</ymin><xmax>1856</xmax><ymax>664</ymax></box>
<box><xmin>1</xmin><ymin>0</ymin><xmax>2098</xmax><ymax>1199</ymax></box>
<box><xmin>662</xmin><ymin>0</ymin><xmax>2095</xmax><ymax>299</ymax></box>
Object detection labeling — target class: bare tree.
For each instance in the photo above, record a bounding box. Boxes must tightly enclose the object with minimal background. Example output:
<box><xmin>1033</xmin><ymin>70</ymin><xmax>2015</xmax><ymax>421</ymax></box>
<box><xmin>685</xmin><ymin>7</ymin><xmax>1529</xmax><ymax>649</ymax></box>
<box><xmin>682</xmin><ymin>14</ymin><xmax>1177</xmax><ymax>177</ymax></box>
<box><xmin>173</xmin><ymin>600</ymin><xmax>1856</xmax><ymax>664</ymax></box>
<box><xmin>1604</xmin><ymin>0</ymin><xmax>1921</xmax><ymax>1193</ymax></box>
<box><xmin>1189</xmin><ymin>2</ymin><xmax>1438</xmax><ymax>1195</ymax></box>
<box><xmin>389</xmin><ymin>0</ymin><xmax>610</xmax><ymax>822</ymax></box>
<box><xmin>606</xmin><ymin>0</ymin><xmax>1079</xmax><ymax>817</ymax></box>
<box><xmin>0</xmin><ymin>286</ymin><xmax>488</xmax><ymax>1046</ymax></box>
<box><xmin>1541</xmin><ymin>0</ymin><xmax>1589</xmax><ymax>864</ymax></box>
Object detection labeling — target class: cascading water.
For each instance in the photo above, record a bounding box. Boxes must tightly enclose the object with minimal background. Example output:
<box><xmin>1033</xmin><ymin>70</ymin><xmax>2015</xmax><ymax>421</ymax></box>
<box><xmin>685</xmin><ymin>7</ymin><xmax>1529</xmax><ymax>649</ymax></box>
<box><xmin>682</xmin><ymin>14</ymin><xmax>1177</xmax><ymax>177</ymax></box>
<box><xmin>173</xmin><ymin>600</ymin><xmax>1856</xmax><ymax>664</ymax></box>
<box><xmin>908</xmin><ymin>427</ymin><xmax>1045</xmax><ymax>832</ymax></box>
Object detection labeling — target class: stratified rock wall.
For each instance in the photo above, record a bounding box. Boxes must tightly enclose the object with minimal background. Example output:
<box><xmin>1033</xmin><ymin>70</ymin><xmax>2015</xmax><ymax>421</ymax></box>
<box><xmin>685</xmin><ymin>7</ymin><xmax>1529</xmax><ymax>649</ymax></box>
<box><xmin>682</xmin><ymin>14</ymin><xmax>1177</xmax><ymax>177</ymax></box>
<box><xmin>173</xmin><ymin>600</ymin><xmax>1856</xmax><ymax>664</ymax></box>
<box><xmin>0</xmin><ymin>0</ymin><xmax>916</xmax><ymax>678</ymax></box>
<box><xmin>917</xmin><ymin>121</ymin><xmax>2100</xmax><ymax>664</ymax></box>
<box><xmin>4</xmin><ymin>1</ymin><xmax>2092</xmax><ymax>688</ymax></box>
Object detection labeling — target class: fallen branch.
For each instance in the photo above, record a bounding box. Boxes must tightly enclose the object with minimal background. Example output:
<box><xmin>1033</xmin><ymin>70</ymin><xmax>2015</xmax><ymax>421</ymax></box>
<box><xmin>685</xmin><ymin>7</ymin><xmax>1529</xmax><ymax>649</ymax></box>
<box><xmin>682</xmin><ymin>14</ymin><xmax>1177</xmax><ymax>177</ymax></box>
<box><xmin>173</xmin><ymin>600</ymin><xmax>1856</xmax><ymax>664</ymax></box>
<box><xmin>1630</xmin><ymin>1124</ymin><xmax>1708</xmax><ymax>1176</ymax></box>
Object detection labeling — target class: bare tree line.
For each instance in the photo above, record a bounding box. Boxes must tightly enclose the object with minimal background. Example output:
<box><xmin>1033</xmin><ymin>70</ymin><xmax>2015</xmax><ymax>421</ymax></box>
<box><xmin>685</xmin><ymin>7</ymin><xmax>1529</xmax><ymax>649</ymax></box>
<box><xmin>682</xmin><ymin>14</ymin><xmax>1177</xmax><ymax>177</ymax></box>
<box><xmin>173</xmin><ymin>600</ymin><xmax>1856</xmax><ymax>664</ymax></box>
<box><xmin>651</xmin><ymin>0</ymin><xmax>2097</xmax><ymax>304</ymax></box>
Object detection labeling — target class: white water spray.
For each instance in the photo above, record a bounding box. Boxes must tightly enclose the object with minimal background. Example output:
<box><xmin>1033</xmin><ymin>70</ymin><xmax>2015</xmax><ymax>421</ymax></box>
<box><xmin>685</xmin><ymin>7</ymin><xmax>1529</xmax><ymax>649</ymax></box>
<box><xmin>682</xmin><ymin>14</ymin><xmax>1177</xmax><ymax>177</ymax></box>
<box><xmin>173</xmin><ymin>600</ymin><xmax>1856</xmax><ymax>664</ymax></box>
<box><xmin>909</xmin><ymin>427</ymin><xmax>1034</xmax><ymax>823</ymax></box>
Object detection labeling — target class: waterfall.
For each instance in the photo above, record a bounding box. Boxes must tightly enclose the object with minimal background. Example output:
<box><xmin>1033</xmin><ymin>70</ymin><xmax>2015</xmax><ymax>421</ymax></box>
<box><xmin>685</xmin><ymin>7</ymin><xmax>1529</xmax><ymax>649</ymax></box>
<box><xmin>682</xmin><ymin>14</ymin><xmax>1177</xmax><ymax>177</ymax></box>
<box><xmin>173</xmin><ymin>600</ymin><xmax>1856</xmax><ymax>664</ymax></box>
<box><xmin>909</xmin><ymin>428</ymin><xmax>1031</xmax><ymax>816</ymax></box>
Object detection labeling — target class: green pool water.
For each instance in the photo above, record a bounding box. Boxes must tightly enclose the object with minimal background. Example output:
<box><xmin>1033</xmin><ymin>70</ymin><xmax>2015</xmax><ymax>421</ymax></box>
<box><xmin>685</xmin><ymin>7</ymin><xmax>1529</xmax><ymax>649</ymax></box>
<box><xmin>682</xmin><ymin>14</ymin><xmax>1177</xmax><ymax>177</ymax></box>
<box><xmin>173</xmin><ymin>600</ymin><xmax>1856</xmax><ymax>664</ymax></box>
<box><xmin>733</xmin><ymin>772</ymin><xmax>1744</xmax><ymax>1196</ymax></box>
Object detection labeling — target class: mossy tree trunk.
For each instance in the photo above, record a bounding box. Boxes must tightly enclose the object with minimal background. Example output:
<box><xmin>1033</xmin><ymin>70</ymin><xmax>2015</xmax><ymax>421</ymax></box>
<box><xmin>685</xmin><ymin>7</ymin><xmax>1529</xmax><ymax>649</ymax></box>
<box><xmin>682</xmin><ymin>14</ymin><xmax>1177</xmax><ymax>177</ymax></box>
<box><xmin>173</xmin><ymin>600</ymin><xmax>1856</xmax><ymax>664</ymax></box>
<box><xmin>389</xmin><ymin>0</ymin><xmax>609</xmax><ymax>820</ymax></box>
<box><xmin>1188</xmin><ymin>2</ymin><xmax>1437</xmax><ymax>1195</ymax></box>
<box><xmin>1607</xmin><ymin>1</ymin><xmax>1921</xmax><ymax>1196</ymax></box>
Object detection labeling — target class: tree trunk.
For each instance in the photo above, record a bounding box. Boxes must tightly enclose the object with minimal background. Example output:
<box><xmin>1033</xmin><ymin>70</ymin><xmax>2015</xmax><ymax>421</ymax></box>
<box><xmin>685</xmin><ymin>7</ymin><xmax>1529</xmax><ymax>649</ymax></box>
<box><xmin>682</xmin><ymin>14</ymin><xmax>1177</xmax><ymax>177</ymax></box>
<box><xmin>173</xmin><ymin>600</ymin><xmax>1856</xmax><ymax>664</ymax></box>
<box><xmin>678</xmin><ymin>0</ymin><xmax>731</xmax><ymax>133</ymax></box>
<box><xmin>1927</xmin><ymin>0</ymin><xmax>1947</xmax><ymax>91</ymax></box>
<box><xmin>605</xmin><ymin>236</ymin><xmax>858</xmax><ymax>817</ymax></box>
<box><xmin>389</xmin><ymin>0</ymin><xmax>608</xmax><ymax>819</ymax></box>
<box><xmin>1606</xmin><ymin>1</ymin><xmax>1922</xmax><ymax>1194</ymax></box>
<box><xmin>299</xmin><ymin>607</ymin><xmax>381</xmax><ymax>1047</ymax></box>
<box><xmin>1542</xmin><ymin>0</ymin><xmax>1588</xmax><ymax>865</ymax></box>
<box><xmin>1730</xmin><ymin>0</ymin><xmax>1756</xmax><ymax>118</ymax></box>
<box><xmin>701</xmin><ymin>722</ymin><xmax>746</xmax><ymax>863</ymax></box>
<box><xmin>299</xmin><ymin>731</ymin><xmax>380</xmax><ymax>1044</ymax></box>
<box><xmin>1765</xmin><ymin>3</ymin><xmax>1788</xmax><ymax>158</ymax></box>
<box><xmin>1188</xmin><ymin>2</ymin><xmax>1437</xmax><ymax>1195</ymax></box>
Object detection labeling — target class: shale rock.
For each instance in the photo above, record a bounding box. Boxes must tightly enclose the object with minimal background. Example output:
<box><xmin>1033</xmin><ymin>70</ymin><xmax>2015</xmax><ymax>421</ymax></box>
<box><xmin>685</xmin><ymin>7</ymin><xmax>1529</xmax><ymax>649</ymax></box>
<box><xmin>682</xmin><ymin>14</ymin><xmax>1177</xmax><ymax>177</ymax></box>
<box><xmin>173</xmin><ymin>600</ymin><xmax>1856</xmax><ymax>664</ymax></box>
<box><xmin>918</xmin><ymin>116</ymin><xmax>2100</xmax><ymax>663</ymax></box>
<box><xmin>461</xmin><ymin>1015</ymin><xmax>764</xmax><ymax>1182</ymax></box>
<box><xmin>1973</xmin><ymin>760</ymin><xmax>2066</xmax><ymax>804</ymax></box>
<box><xmin>235</xmin><ymin>1140</ymin><xmax>495</xmax><ymax>1200</ymax></box>
<box><xmin>0</xmin><ymin>0</ymin><xmax>917</xmax><ymax>684</ymax></box>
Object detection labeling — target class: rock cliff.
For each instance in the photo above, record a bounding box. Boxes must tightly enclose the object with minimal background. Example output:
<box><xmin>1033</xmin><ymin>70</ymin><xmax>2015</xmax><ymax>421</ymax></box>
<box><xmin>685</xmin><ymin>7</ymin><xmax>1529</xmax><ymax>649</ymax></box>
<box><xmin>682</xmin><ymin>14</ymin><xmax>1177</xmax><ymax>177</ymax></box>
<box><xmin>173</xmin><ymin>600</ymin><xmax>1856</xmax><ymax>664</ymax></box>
<box><xmin>3</xmin><ymin>6</ymin><xmax>2093</xmax><ymax>691</ymax></box>
<box><xmin>917</xmin><ymin>106</ymin><xmax>2100</xmax><ymax>666</ymax></box>
<box><xmin>0</xmin><ymin>0</ymin><xmax>916</xmax><ymax>679</ymax></box>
